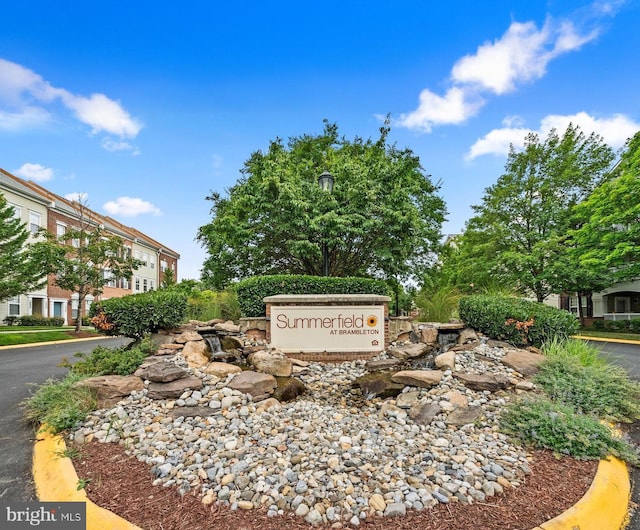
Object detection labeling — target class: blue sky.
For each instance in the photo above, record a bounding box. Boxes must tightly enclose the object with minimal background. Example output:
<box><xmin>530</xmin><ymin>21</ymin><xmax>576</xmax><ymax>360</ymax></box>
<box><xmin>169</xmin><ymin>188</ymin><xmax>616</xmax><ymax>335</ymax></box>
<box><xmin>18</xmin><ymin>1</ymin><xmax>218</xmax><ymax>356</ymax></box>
<box><xmin>1</xmin><ymin>1</ymin><xmax>639</xmax><ymax>280</ymax></box>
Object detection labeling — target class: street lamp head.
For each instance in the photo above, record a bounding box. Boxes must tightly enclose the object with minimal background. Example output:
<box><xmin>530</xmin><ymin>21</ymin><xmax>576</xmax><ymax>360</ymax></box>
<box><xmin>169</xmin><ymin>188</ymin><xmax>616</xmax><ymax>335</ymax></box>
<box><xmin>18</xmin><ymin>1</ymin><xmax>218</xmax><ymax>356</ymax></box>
<box><xmin>318</xmin><ymin>171</ymin><xmax>335</xmax><ymax>193</ymax></box>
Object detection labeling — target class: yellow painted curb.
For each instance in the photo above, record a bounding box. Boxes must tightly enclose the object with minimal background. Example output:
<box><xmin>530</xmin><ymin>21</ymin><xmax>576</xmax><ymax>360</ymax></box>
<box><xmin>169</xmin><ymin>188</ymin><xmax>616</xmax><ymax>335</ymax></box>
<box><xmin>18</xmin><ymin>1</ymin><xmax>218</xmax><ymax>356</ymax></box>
<box><xmin>531</xmin><ymin>456</ymin><xmax>630</xmax><ymax>530</ymax></box>
<box><xmin>573</xmin><ymin>334</ymin><xmax>640</xmax><ymax>345</ymax></box>
<box><xmin>34</xmin><ymin>428</ymin><xmax>631</xmax><ymax>530</ymax></box>
<box><xmin>32</xmin><ymin>427</ymin><xmax>142</xmax><ymax>530</ymax></box>
<box><xmin>0</xmin><ymin>335</ymin><xmax>113</xmax><ymax>350</ymax></box>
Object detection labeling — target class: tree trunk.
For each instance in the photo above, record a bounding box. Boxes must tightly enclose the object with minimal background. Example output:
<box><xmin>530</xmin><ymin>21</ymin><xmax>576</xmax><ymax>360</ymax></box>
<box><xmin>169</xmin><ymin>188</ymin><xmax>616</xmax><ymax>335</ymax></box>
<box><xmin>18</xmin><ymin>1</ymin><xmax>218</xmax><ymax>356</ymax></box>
<box><xmin>577</xmin><ymin>291</ymin><xmax>584</xmax><ymax>327</ymax></box>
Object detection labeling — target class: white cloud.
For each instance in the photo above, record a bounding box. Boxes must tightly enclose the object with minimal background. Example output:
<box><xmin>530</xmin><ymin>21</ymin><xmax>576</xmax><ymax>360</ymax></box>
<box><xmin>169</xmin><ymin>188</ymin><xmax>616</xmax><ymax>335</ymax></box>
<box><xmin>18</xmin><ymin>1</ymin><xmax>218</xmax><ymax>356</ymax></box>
<box><xmin>211</xmin><ymin>153</ymin><xmax>224</xmax><ymax>169</ymax></box>
<box><xmin>467</xmin><ymin>112</ymin><xmax>640</xmax><ymax>159</ymax></box>
<box><xmin>396</xmin><ymin>87</ymin><xmax>484</xmax><ymax>132</ymax></box>
<box><xmin>103</xmin><ymin>196</ymin><xmax>162</xmax><ymax>217</ymax></box>
<box><xmin>452</xmin><ymin>19</ymin><xmax>597</xmax><ymax>95</ymax></box>
<box><xmin>14</xmin><ymin>162</ymin><xmax>55</xmax><ymax>182</ymax></box>
<box><xmin>64</xmin><ymin>192</ymin><xmax>89</xmax><ymax>203</ymax></box>
<box><xmin>101</xmin><ymin>137</ymin><xmax>141</xmax><ymax>155</ymax></box>
<box><xmin>397</xmin><ymin>11</ymin><xmax>601</xmax><ymax>132</ymax></box>
<box><xmin>0</xmin><ymin>58</ymin><xmax>142</xmax><ymax>148</ymax></box>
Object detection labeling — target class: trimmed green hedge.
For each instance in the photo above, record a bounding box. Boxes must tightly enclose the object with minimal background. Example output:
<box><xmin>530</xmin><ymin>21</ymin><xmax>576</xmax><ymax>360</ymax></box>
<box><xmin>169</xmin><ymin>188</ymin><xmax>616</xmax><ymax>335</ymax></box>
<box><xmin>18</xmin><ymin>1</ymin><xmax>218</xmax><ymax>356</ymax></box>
<box><xmin>236</xmin><ymin>275</ymin><xmax>392</xmax><ymax>317</ymax></box>
<box><xmin>9</xmin><ymin>315</ymin><xmax>65</xmax><ymax>327</ymax></box>
<box><xmin>591</xmin><ymin>318</ymin><xmax>640</xmax><ymax>333</ymax></box>
<box><xmin>458</xmin><ymin>295</ymin><xmax>578</xmax><ymax>347</ymax></box>
<box><xmin>90</xmin><ymin>290</ymin><xmax>187</xmax><ymax>339</ymax></box>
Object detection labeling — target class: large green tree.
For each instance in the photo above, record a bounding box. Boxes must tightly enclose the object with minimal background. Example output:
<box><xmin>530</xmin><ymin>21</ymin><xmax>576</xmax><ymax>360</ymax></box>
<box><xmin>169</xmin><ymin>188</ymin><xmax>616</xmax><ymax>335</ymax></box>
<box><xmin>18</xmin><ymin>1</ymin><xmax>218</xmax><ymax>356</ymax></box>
<box><xmin>570</xmin><ymin>131</ymin><xmax>640</xmax><ymax>287</ymax></box>
<box><xmin>42</xmin><ymin>202</ymin><xmax>141</xmax><ymax>332</ymax></box>
<box><xmin>0</xmin><ymin>193</ymin><xmax>53</xmax><ymax>302</ymax></box>
<box><xmin>452</xmin><ymin>124</ymin><xmax>615</xmax><ymax>302</ymax></box>
<box><xmin>197</xmin><ymin>121</ymin><xmax>446</xmax><ymax>288</ymax></box>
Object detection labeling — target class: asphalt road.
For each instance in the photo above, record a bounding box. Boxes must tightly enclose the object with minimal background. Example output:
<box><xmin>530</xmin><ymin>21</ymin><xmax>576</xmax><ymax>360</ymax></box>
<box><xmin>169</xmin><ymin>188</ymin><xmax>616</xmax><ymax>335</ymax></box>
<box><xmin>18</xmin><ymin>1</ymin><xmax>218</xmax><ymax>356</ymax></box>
<box><xmin>0</xmin><ymin>337</ymin><xmax>131</xmax><ymax>502</ymax></box>
<box><xmin>588</xmin><ymin>339</ymin><xmax>640</xmax><ymax>379</ymax></box>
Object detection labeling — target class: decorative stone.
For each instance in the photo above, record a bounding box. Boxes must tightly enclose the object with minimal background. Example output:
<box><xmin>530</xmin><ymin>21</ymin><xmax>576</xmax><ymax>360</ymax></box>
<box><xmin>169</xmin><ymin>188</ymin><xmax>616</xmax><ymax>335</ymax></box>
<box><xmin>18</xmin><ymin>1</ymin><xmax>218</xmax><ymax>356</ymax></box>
<box><xmin>453</xmin><ymin>372</ymin><xmax>510</xmax><ymax>392</ymax></box>
<box><xmin>446</xmin><ymin>405</ymin><xmax>482</xmax><ymax>426</ymax></box>
<box><xmin>74</xmin><ymin>375</ymin><xmax>144</xmax><ymax>407</ymax></box>
<box><xmin>214</xmin><ymin>320</ymin><xmax>240</xmax><ymax>333</ymax></box>
<box><xmin>134</xmin><ymin>362</ymin><xmax>188</xmax><ymax>383</ymax></box>
<box><xmin>434</xmin><ymin>350</ymin><xmax>456</xmax><ymax>370</ymax></box>
<box><xmin>365</xmin><ymin>359</ymin><xmax>401</xmax><ymax>371</ymax></box>
<box><xmin>388</xmin><ymin>343</ymin><xmax>431</xmax><ymax>360</ymax></box>
<box><xmin>409</xmin><ymin>401</ymin><xmax>442</xmax><ymax>426</ymax></box>
<box><xmin>175</xmin><ymin>330</ymin><xmax>203</xmax><ymax>344</ymax></box>
<box><xmin>420</xmin><ymin>326</ymin><xmax>439</xmax><ymax>345</ymax></box>
<box><xmin>501</xmin><ymin>349</ymin><xmax>546</xmax><ymax>376</ymax></box>
<box><xmin>395</xmin><ymin>390</ymin><xmax>420</xmax><ymax>408</ymax></box>
<box><xmin>181</xmin><ymin>341</ymin><xmax>210</xmax><ymax>367</ymax></box>
<box><xmin>147</xmin><ymin>376</ymin><xmax>203</xmax><ymax>399</ymax></box>
<box><xmin>369</xmin><ymin>493</ymin><xmax>386</xmax><ymax>512</ymax></box>
<box><xmin>228</xmin><ymin>371</ymin><xmax>277</xmax><ymax>399</ymax></box>
<box><xmin>391</xmin><ymin>370</ymin><xmax>443</xmax><ymax>388</ymax></box>
<box><xmin>457</xmin><ymin>327</ymin><xmax>478</xmax><ymax>344</ymax></box>
<box><xmin>249</xmin><ymin>350</ymin><xmax>293</xmax><ymax>377</ymax></box>
<box><xmin>384</xmin><ymin>502</ymin><xmax>406</xmax><ymax>517</ymax></box>
<box><xmin>202</xmin><ymin>362</ymin><xmax>242</xmax><ymax>377</ymax></box>
<box><xmin>273</xmin><ymin>378</ymin><xmax>306</xmax><ymax>402</ymax></box>
<box><xmin>354</xmin><ymin>373</ymin><xmax>404</xmax><ymax>399</ymax></box>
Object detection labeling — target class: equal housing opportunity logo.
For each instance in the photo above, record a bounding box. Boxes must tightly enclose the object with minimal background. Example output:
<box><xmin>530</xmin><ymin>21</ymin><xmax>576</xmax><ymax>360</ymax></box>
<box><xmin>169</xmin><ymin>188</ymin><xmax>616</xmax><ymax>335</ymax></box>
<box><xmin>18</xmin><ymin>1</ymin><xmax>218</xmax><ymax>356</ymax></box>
<box><xmin>1</xmin><ymin>502</ymin><xmax>85</xmax><ymax>529</ymax></box>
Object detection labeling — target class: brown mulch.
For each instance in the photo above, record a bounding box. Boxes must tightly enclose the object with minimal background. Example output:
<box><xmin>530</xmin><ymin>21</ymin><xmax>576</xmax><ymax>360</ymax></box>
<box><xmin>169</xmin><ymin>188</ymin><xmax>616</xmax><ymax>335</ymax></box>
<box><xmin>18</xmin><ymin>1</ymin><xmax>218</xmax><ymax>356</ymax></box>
<box><xmin>72</xmin><ymin>441</ymin><xmax>598</xmax><ymax>530</ymax></box>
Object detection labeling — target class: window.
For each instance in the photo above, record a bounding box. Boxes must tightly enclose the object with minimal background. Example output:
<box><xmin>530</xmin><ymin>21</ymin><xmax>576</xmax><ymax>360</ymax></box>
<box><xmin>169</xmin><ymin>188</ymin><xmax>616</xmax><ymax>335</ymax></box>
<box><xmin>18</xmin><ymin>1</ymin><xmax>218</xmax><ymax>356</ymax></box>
<box><xmin>121</xmin><ymin>278</ymin><xmax>130</xmax><ymax>290</ymax></box>
<box><xmin>8</xmin><ymin>296</ymin><xmax>20</xmax><ymax>316</ymax></box>
<box><xmin>160</xmin><ymin>260</ymin><xmax>168</xmax><ymax>272</ymax></box>
<box><xmin>142</xmin><ymin>252</ymin><xmax>149</xmax><ymax>267</ymax></box>
<box><xmin>71</xmin><ymin>299</ymin><xmax>79</xmax><ymax>320</ymax></box>
<box><xmin>149</xmin><ymin>279</ymin><xmax>155</xmax><ymax>291</ymax></box>
<box><xmin>29</xmin><ymin>211</ymin><xmax>42</xmax><ymax>234</ymax></box>
<box><xmin>150</xmin><ymin>255</ymin><xmax>156</xmax><ymax>269</ymax></box>
<box><xmin>56</xmin><ymin>222</ymin><xmax>66</xmax><ymax>240</ymax></box>
<box><xmin>103</xmin><ymin>270</ymin><xmax>116</xmax><ymax>288</ymax></box>
<box><xmin>143</xmin><ymin>278</ymin><xmax>148</xmax><ymax>292</ymax></box>
<box><xmin>134</xmin><ymin>276</ymin><xmax>141</xmax><ymax>291</ymax></box>
<box><xmin>9</xmin><ymin>203</ymin><xmax>22</xmax><ymax>220</ymax></box>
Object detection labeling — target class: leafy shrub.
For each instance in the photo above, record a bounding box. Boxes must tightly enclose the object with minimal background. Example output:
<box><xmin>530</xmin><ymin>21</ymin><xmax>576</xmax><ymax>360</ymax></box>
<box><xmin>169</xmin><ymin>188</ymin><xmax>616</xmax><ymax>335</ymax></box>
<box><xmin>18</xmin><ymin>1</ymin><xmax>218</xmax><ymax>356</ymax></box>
<box><xmin>590</xmin><ymin>320</ymin><xmax>606</xmax><ymax>331</ymax></box>
<box><xmin>608</xmin><ymin>320</ymin><xmax>630</xmax><ymax>332</ymax></box>
<box><xmin>186</xmin><ymin>288</ymin><xmax>240</xmax><ymax>321</ymax></box>
<box><xmin>3</xmin><ymin>316</ymin><xmax>18</xmax><ymax>326</ymax></box>
<box><xmin>236</xmin><ymin>275</ymin><xmax>392</xmax><ymax>317</ymax></box>
<box><xmin>630</xmin><ymin>318</ymin><xmax>640</xmax><ymax>334</ymax></box>
<box><xmin>66</xmin><ymin>338</ymin><xmax>155</xmax><ymax>376</ymax></box>
<box><xmin>414</xmin><ymin>284</ymin><xmax>461</xmax><ymax>322</ymax></box>
<box><xmin>534</xmin><ymin>356</ymin><xmax>640</xmax><ymax>423</ymax></box>
<box><xmin>90</xmin><ymin>290</ymin><xmax>187</xmax><ymax>338</ymax></box>
<box><xmin>458</xmin><ymin>295</ymin><xmax>578</xmax><ymax>347</ymax></box>
<box><xmin>500</xmin><ymin>396</ymin><xmax>638</xmax><ymax>464</ymax></box>
<box><xmin>17</xmin><ymin>315</ymin><xmax>65</xmax><ymax>327</ymax></box>
<box><xmin>23</xmin><ymin>373</ymin><xmax>98</xmax><ymax>433</ymax></box>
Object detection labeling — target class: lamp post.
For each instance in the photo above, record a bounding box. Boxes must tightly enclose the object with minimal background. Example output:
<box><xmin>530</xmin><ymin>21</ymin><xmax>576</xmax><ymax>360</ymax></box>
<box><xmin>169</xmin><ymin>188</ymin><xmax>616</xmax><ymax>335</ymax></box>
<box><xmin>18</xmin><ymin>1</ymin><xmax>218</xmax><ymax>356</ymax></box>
<box><xmin>317</xmin><ymin>171</ymin><xmax>334</xmax><ymax>276</ymax></box>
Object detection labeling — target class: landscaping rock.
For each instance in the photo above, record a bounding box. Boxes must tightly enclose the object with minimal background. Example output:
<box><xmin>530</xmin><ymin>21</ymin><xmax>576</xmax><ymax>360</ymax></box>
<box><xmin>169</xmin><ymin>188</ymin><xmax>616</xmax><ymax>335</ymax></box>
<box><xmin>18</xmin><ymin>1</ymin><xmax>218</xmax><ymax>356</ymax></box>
<box><xmin>501</xmin><ymin>348</ymin><xmax>546</xmax><ymax>376</ymax></box>
<box><xmin>446</xmin><ymin>405</ymin><xmax>482</xmax><ymax>426</ymax></box>
<box><xmin>249</xmin><ymin>350</ymin><xmax>293</xmax><ymax>377</ymax></box>
<box><xmin>273</xmin><ymin>378</ymin><xmax>306</xmax><ymax>402</ymax></box>
<box><xmin>453</xmin><ymin>372</ymin><xmax>511</xmax><ymax>392</ymax></box>
<box><xmin>228</xmin><ymin>371</ymin><xmax>277</xmax><ymax>400</ymax></box>
<box><xmin>147</xmin><ymin>376</ymin><xmax>203</xmax><ymax>399</ymax></box>
<box><xmin>134</xmin><ymin>362</ymin><xmax>188</xmax><ymax>383</ymax></box>
<box><xmin>420</xmin><ymin>326</ymin><xmax>439</xmax><ymax>345</ymax></box>
<box><xmin>181</xmin><ymin>341</ymin><xmax>210</xmax><ymax>367</ymax></box>
<box><xmin>457</xmin><ymin>327</ymin><xmax>478</xmax><ymax>344</ymax></box>
<box><xmin>354</xmin><ymin>372</ymin><xmax>404</xmax><ymax>399</ymax></box>
<box><xmin>202</xmin><ymin>362</ymin><xmax>242</xmax><ymax>377</ymax></box>
<box><xmin>434</xmin><ymin>350</ymin><xmax>456</xmax><ymax>370</ymax></box>
<box><xmin>388</xmin><ymin>343</ymin><xmax>431</xmax><ymax>360</ymax></box>
<box><xmin>409</xmin><ymin>400</ymin><xmax>442</xmax><ymax>426</ymax></box>
<box><xmin>75</xmin><ymin>375</ymin><xmax>144</xmax><ymax>407</ymax></box>
<box><xmin>214</xmin><ymin>320</ymin><xmax>240</xmax><ymax>334</ymax></box>
<box><xmin>391</xmin><ymin>369</ymin><xmax>443</xmax><ymax>388</ymax></box>
<box><xmin>175</xmin><ymin>330</ymin><xmax>203</xmax><ymax>343</ymax></box>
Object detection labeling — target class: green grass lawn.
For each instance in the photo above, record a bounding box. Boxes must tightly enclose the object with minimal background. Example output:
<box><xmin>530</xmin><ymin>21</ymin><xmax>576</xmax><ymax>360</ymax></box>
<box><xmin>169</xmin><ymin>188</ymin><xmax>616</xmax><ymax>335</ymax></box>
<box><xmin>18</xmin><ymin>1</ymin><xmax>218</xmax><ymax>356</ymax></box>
<box><xmin>576</xmin><ymin>329</ymin><xmax>640</xmax><ymax>342</ymax></box>
<box><xmin>0</xmin><ymin>330</ymin><xmax>100</xmax><ymax>346</ymax></box>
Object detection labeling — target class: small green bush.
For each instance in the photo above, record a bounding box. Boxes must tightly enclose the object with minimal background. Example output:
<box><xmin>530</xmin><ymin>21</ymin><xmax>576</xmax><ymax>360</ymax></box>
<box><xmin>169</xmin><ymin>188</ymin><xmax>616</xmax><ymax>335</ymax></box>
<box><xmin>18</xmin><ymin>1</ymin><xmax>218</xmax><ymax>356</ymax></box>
<box><xmin>534</xmin><ymin>356</ymin><xmax>640</xmax><ymax>423</ymax></box>
<box><xmin>630</xmin><ymin>318</ymin><xmax>640</xmax><ymax>334</ymax></box>
<box><xmin>90</xmin><ymin>290</ymin><xmax>187</xmax><ymax>339</ymax></box>
<box><xmin>17</xmin><ymin>315</ymin><xmax>65</xmax><ymax>327</ymax></box>
<box><xmin>186</xmin><ymin>288</ymin><xmax>240</xmax><ymax>322</ymax></box>
<box><xmin>3</xmin><ymin>316</ymin><xmax>18</xmax><ymax>326</ymax></box>
<box><xmin>236</xmin><ymin>275</ymin><xmax>392</xmax><ymax>317</ymax></box>
<box><xmin>458</xmin><ymin>295</ymin><xmax>578</xmax><ymax>347</ymax></box>
<box><xmin>500</xmin><ymin>396</ymin><xmax>638</xmax><ymax>464</ymax></box>
<box><xmin>590</xmin><ymin>320</ymin><xmax>606</xmax><ymax>331</ymax></box>
<box><xmin>609</xmin><ymin>320</ymin><xmax>630</xmax><ymax>332</ymax></box>
<box><xmin>23</xmin><ymin>373</ymin><xmax>98</xmax><ymax>433</ymax></box>
<box><xmin>66</xmin><ymin>338</ymin><xmax>154</xmax><ymax>376</ymax></box>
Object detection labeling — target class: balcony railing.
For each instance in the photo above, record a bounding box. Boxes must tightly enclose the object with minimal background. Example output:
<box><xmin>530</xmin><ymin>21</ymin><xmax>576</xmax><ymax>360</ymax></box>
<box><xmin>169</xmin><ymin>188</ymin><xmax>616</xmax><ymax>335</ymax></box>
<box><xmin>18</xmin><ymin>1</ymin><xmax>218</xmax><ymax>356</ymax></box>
<box><xmin>603</xmin><ymin>313</ymin><xmax>640</xmax><ymax>321</ymax></box>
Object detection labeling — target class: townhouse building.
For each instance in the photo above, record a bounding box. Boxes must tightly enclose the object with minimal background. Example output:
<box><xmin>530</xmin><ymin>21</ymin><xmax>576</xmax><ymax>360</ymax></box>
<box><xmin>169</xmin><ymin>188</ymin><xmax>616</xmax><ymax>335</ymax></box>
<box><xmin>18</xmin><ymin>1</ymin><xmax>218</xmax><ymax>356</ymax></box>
<box><xmin>0</xmin><ymin>168</ymin><xmax>180</xmax><ymax>325</ymax></box>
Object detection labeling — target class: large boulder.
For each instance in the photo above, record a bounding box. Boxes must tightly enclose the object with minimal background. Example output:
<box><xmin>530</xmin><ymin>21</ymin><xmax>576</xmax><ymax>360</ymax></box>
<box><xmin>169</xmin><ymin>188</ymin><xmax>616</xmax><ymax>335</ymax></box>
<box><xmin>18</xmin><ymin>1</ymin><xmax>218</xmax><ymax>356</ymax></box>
<box><xmin>134</xmin><ymin>362</ymin><xmax>188</xmax><ymax>383</ymax></box>
<box><xmin>181</xmin><ymin>340</ymin><xmax>210</xmax><ymax>368</ymax></box>
<box><xmin>388</xmin><ymin>343</ymin><xmax>431</xmax><ymax>360</ymax></box>
<box><xmin>453</xmin><ymin>372</ymin><xmax>511</xmax><ymax>392</ymax></box>
<box><xmin>446</xmin><ymin>405</ymin><xmax>482</xmax><ymax>426</ymax></box>
<box><xmin>214</xmin><ymin>320</ymin><xmax>240</xmax><ymax>334</ymax></box>
<box><xmin>249</xmin><ymin>350</ymin><xmax>293</xmax><ymax>377</ymax></box>
<box><xmin>147</xmin><ymin>376</ymin><xmax>203</xmax><ymax>399</ymax></box>
<box><xmin>434</xmin><ymin>351</ymin><xmax>456</xmax><ymax>371</ymax></box>
<box><xmin>391</xmin><ymin>370</ymin><xmax>443</xmax><ymax>388</ymax></box>
<box><xmin>501</xmin><ymin>349</ymin><xmax>546</xmax><ymax>377</ymax></box>
<box><xmin>175</xmin><ymin>330</ymin><xmax>204</xmax><ymax>344</ymax></box>
<box><xmin>273</xmin><ymin>378</ymin><xmax>307</xmax><ymax>402</ymax></box>
<box><xmin>457</xmin><ymin>328</ymin><xmax>478</xmax><ymax>344</ymax></box>
<box><xmin>75</xmin><ymin>375</ymin><xmax>144</xmax><ymax>407</ymax></box>
<box><xmin>202</xmin><ymin>362</ymin><xmax>242</xmax><ymax>378</ymax></box>
<box><xmin>419</xmin><ymin>327</ymin><xmax>439</xmax><ymax>345</ymax></box>
<box><xmin>354</xmin><ymin>373</ymin><xmax>404</xmax><ymax>399</ymax></box>
<box><xmin>228</xmin><ymin>371</ymin><xmax>277</xmax><ymax>400</ymax></box>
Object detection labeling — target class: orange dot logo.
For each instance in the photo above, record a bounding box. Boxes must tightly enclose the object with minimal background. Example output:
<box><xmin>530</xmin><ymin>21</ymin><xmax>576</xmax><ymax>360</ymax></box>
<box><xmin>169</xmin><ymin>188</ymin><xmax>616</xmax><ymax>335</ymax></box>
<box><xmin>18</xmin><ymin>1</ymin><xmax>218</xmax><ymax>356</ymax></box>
<box><xmin>367</xmin><ymin>315</ymin><xmax>378</xmax><ymax>327</ymax></box>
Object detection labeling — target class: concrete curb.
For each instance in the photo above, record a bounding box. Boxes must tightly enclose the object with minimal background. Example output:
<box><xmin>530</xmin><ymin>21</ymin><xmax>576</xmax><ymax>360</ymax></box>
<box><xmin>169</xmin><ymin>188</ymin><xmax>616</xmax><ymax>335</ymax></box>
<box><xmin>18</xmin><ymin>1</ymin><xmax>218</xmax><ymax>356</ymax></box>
<box><xmin>32</xmin><ymin>427</ymin><xmax>142</xmax><ymax>530</ymax></box>
<box><xmin>33</xmin><ymin>428</ymin><xmax>631</xmax><ymax>530</ymax></box>
<box><xmin>0</xmin><ymin>335</ymin><xmax>114</xmax><ymax>350</ymax></box>
<box><xmin>573</xmin><ymin>334</ymin><xmax>640</xmax><ymax>345</ymax></box>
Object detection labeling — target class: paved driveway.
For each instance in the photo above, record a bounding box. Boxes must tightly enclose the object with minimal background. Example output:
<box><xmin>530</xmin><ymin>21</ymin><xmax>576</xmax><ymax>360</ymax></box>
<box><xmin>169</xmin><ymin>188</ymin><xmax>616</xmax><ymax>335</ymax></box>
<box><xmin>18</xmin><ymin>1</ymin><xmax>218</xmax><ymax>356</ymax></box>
<box><xmin>0</xmin><ymin>337</ymin><xmax>130</xmax><ymax>502</ymax></box>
